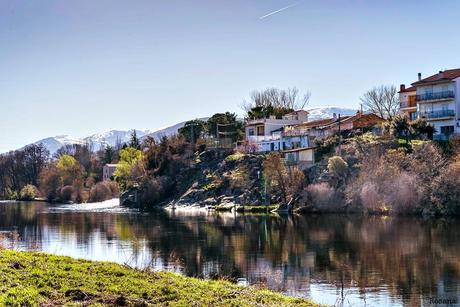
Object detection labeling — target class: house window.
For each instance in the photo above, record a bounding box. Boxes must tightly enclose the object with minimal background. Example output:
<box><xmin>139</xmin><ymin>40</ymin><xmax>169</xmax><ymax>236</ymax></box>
<box><xmin>256</xmin><ymin>126</ymin><xmax>265</xmax><ymax>136</ymax></box>
<box><xmin>440</xmin><ymin>126</ymin><xmax>454</xmax><ymax>136</ymax></box>
<box><xmin>410</xmin><ymin>112</ymin><xmax>417</xmax><ymax>121</ymax></box>
<box><xmin>248</xmin><ymin>128</ymin><xmax>255</xmax><ymax>136</ymax></box>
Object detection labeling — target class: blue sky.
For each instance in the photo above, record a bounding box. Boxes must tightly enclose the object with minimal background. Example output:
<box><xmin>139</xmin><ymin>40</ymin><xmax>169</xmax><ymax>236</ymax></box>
<box><xmin>1</xmin><ymin>0</ymin><xmax>460</xmax><ymax>152</ymax></box>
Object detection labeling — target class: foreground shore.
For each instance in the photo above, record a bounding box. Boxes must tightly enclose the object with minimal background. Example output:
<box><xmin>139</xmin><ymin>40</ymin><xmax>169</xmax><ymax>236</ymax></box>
<box><xmin>0</xmin><ymin>249</ymin><xmax>318</xmax><ymax>306</ymax></box>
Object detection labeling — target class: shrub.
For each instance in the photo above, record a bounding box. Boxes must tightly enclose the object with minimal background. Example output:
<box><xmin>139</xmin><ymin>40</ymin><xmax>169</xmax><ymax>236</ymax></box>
<box><xmin>359</xmin><ymin>182</ymin><xmax>384</xmax><ymax>213</ymax></box>
<box><xmin>304</xmin><ymin>183</ymin><xmax>336</xmax><ymax>210</ymax></box>
<box><xmin>314</xmin><ymin>135</ymin><xmax>339</xmax><ymax>161</ymax></box>
<box><xmin>60</xmin><ymin>185</ymin><xmax>75</xmax><ymax>202</ymax></box>
<box><xmin>89</xmin><ymin>182</ymin><xmax>112</xmax><ymax>202</ymax></box>
<box><xmin>18</xmin><ymin>185</ymin><xmax>38</xmax><ymax>201</ymax></box>
<box><xmin>5</xmin><ymin>188</ymin><xmax>18</xmax><ymax>201</ymax></box>
<box><xmin>105</xmin><ymin>181</ymin><xmax>120</xmax><ymax>197</ymax></box>
<box><xmin>430</xmin><ymin>158</ymin><xmax>460</xmax><ymax>215</ymax></box>
<box><xmin>39</xmin><ymin>165</ymin><xmax>62</xmax><ymax>202</ymax></box>
<box><xmin>327</xmin><ymin>156</ymin><xmax>348</xmax><ymax>178</ymax></box>
<box><xmin>387</xmin><ymin>172</ymin><xmax>420</xmax><ymax>214</ymax></box>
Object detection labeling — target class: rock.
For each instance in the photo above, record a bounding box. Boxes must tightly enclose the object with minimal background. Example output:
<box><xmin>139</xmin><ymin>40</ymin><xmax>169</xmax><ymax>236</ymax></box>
<box><xmin>9</xmin><ymin>261</ymin><xmax>25</xmax><ymax>270</ymax></box>
<box><xmin>204</xmin><ymin>198</ymin><xmax>217</xmax><ymax>205</ymax></box>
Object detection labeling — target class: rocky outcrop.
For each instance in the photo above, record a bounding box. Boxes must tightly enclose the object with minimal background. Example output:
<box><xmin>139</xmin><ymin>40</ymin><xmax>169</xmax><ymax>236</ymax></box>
<box><xmin>173</xmin><ymin>153</ymin><xmax>268</xmax><ymax>208</ymax></box>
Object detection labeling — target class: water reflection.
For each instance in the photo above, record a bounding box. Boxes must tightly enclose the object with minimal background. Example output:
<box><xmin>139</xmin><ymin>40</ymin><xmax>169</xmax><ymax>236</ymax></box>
<box><xmin>0</xmin><ymin>201</ymin><xmax>459</xmax><ymax>306</ymax></box>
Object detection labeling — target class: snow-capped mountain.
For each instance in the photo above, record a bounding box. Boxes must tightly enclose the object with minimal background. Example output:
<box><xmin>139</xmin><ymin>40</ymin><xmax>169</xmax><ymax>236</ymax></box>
<box><xmin>24</xmin><ymin>120</ymin><xmax>197</xmax><ymax>155</ymax></box>
<box><xmin>307</xmin><ymin>106</ymin><xmax>358</xmax><ymax>121</ymax></box>
<box><xmin>31</xmin><ymin>135</ymin><xmax>86</xmax><ymax>155</ymax></box>
<box><xmin>83</xmin><ymin>129</ymin><xmax>154</xmax><ymax>152</ymax></box>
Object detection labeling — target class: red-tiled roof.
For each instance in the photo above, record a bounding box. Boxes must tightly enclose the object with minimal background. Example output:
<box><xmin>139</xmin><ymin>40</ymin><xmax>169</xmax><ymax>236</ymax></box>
<box><xmin>412</xmin><ymin>68</ymin><xmax>460</xmax><ymax>85</ymax></box>
<box><xmin>294</xmin><ymin>117</ymin><xmax>342</xmax><ymax>129</ymax></box>
<box><xmin>399</xmin><ymin>86</ymin><xmax>416</xmax><ymax>93</ymax></box>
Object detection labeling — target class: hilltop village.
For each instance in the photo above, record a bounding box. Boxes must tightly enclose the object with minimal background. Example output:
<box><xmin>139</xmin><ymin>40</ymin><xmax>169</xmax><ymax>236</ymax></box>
<box><xmin>3</xmin><ymin>68</ymin><xmax>460</xmax><ymax>216</ymax></box>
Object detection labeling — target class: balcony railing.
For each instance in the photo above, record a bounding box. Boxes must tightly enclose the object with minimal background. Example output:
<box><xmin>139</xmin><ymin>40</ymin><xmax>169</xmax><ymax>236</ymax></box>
<box><xmin>419</xmin><ymin>109</ymin><xmax>455</xmax><ymax>119</ymax></box>
<box><xmin>246</xmin><ymin>135</ymin><xmax>281</xmax><ymax>142</ymax></box>
<box><xmin>400</xmin><ymin>96</ymin><xmax>417</xmax><ymax>108</ymax></box>
<box><xmin>416</xmin><ymin>91</ymin><xmax>455</xmax><ymax>102</ymax></box>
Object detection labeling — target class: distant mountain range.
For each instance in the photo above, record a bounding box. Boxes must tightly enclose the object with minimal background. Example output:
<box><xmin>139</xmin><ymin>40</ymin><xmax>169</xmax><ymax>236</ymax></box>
<box><xmin>307</xmin><ymin>106</ymin><xmax>358</xmax><ymax>121</ymax></box>
<box><xmin>12</xmin><ymin>107</ymin><xmax>356</xmax><ymax>155</ymax></box>
<box><xmin>27</xmin><ymin>120</ymin><xmax>196</xmax><ymax>155</ymax></box>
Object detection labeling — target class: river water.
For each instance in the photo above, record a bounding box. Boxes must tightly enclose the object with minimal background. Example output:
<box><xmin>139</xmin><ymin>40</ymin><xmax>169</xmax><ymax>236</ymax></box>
<box><xmin>0</xmin><ymin>200</ymin><xmax>459</xmax><ymax>306</ymax></box>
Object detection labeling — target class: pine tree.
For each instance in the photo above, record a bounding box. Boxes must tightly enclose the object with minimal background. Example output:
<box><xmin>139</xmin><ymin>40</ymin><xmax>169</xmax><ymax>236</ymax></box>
<box><xmin>129</xmin><ymin>130</ymin><xmax>140</xmax><ymax>149</ymax></box>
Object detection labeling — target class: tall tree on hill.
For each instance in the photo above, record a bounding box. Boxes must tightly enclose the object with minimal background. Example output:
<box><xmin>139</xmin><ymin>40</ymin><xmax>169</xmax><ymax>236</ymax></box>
<box><xmin>178</xmin><ymin>119</ymin><xmax>206</xmax><ymax>144</ymax></box>
<box><xmin>129</xmin><ymin>130</ymin><xmax>140</xmax><ymax>149</ymax></box>
<box><xmin>360</xmin><ymin>85</ymin><xmax>399</xmax><ymax>120</ymax></box>
<box><xmin>206</xmin><ymin>113</ymin><xmax>244</xmax><ymax>143</ymax></box>
<box><xmin>242</xmin><ymin>87</ymin><xmax>311</xmax><ymax>119</ymax></box>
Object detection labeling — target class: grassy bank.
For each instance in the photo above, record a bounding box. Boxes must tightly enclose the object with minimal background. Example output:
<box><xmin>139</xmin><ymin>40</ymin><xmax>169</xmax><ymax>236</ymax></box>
<box><xmin>0</xmin><ymin>249</ymin><xmax>319</xmax><ymax>306</ymax></box>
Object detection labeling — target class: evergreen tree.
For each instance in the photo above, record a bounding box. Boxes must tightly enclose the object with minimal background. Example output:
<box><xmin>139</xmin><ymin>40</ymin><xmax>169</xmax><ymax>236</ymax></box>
<box><xmin>129</xmin><ymin>130</ymin><xmax>140</xmax><ymax>149</ymax></box>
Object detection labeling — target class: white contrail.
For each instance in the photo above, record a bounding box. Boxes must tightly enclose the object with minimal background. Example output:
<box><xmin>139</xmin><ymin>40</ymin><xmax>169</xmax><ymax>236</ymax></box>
<box><xmin>259</xmin><ymin>1</ymin><xmax>303</xmax><ymax>20</ymax></box>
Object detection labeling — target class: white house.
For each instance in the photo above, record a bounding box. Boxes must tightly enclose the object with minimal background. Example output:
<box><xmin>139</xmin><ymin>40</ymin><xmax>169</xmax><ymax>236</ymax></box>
<box><xmin>103</xmin><ymin>164</ymin><xmax>118</xmax><ymax>181</ymax></box>
<box><xmin>410</xmin><ymin>69</ymin><xmax>460</xmax><ymax>139</ymax></box>
<box><xmin>283</xmin><ymin>147</ymin><xmax>315</xmax><ymax>170</ymax></box>
<box><xmin>245</xmin><ymin>110</ymin><xmax>309</xmax><ymax>152</ymax></box>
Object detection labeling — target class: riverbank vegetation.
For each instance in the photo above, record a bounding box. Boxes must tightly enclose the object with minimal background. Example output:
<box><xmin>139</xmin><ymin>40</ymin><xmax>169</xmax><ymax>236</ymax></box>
<box><xmin>0</xmin><ymin>142</ymin><xmax>119</xmax><ymax>203</ymax></box>
<box><xmin>0</xmin><ymin>249</ymin><xmax>316</xmax><ymax>306</ymax></box>
<box><xmin>298</xmin><ymin>116</ymin><xmax>460</xmax><ymax>216</ymax></box>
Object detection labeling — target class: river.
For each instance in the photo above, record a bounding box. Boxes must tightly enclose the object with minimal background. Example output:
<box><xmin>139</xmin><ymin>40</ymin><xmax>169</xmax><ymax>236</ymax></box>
<box><xmin>0</xmin><ymin>200</ymin><xmax>459</xmax><ymax>306</ymax></box>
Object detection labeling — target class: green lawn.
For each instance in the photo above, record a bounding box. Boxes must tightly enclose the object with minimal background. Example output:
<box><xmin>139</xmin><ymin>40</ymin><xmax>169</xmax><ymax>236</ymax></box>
<box><xmin>0</xmin><ymin>249</ymin><xmax>320</xmax><ymax>306</ymax></box>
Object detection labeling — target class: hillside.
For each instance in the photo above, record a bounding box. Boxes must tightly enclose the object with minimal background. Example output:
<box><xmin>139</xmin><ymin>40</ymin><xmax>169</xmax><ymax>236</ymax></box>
<box><xmin>10</xmin><ymin>107</ymin><xmax>356</xmax><ymax>155</ymax></box>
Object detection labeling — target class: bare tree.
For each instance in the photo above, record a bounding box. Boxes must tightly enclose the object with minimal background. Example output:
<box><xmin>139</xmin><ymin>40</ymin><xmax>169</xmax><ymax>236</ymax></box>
<box><xmin>242</xmin><ymin>87</ymin><xmax>311</xmax><ymax>119</ymax></box>
<box><xmin>360</xmin><ymin>85</ymin><xmax>399</xmax><ymax>119</ymax></box>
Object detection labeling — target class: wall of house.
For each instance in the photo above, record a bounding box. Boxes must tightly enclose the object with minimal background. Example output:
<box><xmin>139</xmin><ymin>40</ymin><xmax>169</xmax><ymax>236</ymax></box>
<box><xmin>299</xmin><ymin>149</ymin><xmax>314</xmax><ymax>163</ymax></box>
<box><xmin>416</xmin><ymin>80</ymin><xmax>459</xmax><ymax>137</ymax></box>
<box><xmin>416</xmin><ymin>82</ymin><xmax>456</xmax><ymax>96</ymax></box>
<box><xmin>283</xmin><ymin>135</ymin><xmax>309</xmax><ymax>150</ymax></box>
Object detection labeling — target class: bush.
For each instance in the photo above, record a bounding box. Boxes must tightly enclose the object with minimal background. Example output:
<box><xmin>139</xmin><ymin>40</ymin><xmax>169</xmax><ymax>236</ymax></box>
<box><xmin>18</xmin><ymin>185</ymin><xmax>38</xmax><ymax>201</ymax></box>
<box><xmin>430</xmin><ymin>158</ymin><xmax>460</xmax><ymax>215</ymax></box>
<box><xmin>314</xmin><ymin>135</ymin><xmax>339</xmax><ymax>161</ymax></box>
<box><xmin>359</xmin><ymin>182</ymin><xmax>383</xmax><ymax>213</ymax></box>
<box><xmin>327</xmin><ymin>156</ymin><xmax>348</xmax><ymax>178</ymax></box>
<box><xmin>5</xmin><ymin>188</ymin><xmax>18</xmax><ymax>201</ymax></box>
<box><xmin>89</xmin><ymin>182</ymin><xmax>113</xmax><ymax>203</ymax></box>
<box><xmin>105</xmin><ymin>181</ymin><xmax>120</xmax><ymax>197</ymax></box>
<box><xmin>39</xmin><ymin>165</ymin><xmax>62</xmax><ymax>202</ymax></box>
<box><xmin>60</xmin><ymin>185</ymin><xmax>75</xmax><ymax>202</ymax></box>
<box><xmin>304</xmin><ymin>183</ymin><xmax>336</xmax><ymax>210</ymax></box>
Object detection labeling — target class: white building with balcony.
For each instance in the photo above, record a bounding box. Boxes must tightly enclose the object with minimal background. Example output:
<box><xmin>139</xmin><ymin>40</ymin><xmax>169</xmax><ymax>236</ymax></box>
<box><xmin>411</xmin><ymin>69</ymin><xmax>460</xmax><ymax>139</ymax></box>
<box><xmin>245</xmin><ymin>110</ymin><xmax>309</xmax><ymax>152</ymax></box>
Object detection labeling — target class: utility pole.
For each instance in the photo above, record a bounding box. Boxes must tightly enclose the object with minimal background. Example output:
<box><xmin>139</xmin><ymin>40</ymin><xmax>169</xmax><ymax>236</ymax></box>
<box><xmin>190</xmin><ymin>123</ymin><xmax>195</xmax><ymax>150</ymax></box>
<box><xmin>216</xmin><ymin>123</ymin><xmax>219</xmax><ymax>149</ymax></box>
<box><xmin>338</xmin><ymin>113</ymin><xmax>342</xmax><ymax>156</ymax></box>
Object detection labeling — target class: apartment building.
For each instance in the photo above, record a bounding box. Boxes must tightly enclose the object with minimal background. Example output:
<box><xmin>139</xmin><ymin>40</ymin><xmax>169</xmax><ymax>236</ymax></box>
<box><xmin>411</xmin><ymin>69</ymin><xmax>460</xmax><ymax>139</ymax></box>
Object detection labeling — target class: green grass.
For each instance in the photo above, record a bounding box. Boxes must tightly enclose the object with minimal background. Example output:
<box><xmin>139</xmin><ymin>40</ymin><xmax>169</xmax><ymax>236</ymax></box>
<box><xmin>0</xmin><ymin>249</ymin><xmax>319</xmax><ymax>306</ymax></box>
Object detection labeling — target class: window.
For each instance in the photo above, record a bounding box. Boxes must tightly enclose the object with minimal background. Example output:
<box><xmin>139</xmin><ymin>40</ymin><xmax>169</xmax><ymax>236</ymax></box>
<box><xmin>410</xmin><ymin>112</ymin><xmax>417</xmax><ymax>121</ymax></box>
<box><xmin>256</xmin><ymin>126</ymin><xmax>265</xmax><ymax>136</ymax></box>
<box><xmin>440</xmin><ymin>126</ymin><xmax>454</xmax><ymax>136</ymax></box>
<box><xmin>248</xmin><ymin>128</ymin><xmax>254</xmax><ymax>136</ymax></box>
